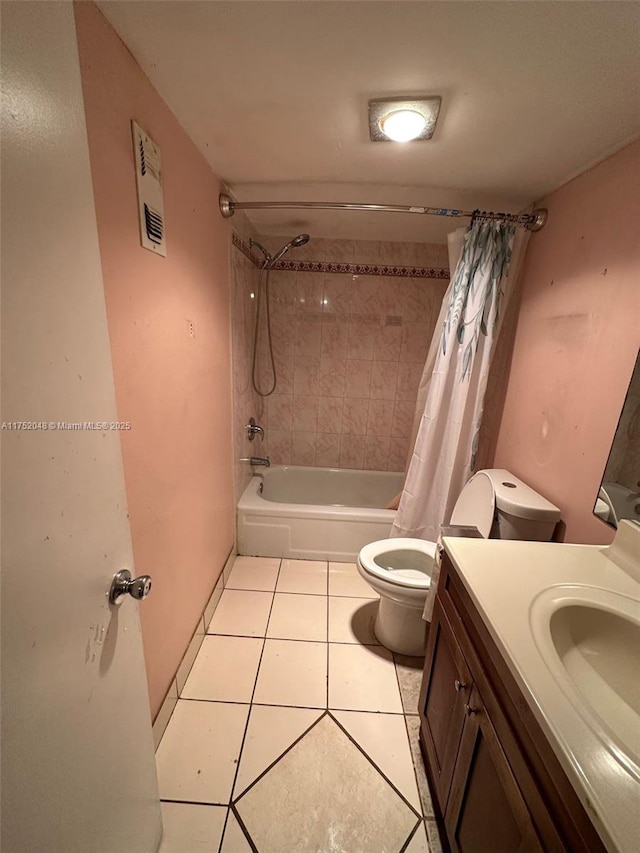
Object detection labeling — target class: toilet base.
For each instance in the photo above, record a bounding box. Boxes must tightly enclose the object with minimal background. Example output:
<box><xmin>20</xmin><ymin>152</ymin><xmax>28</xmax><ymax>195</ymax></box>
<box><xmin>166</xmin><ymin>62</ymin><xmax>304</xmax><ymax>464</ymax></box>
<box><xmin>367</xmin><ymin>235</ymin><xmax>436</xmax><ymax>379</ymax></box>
<box><xmin>374</xmin><ymin>595</ymin><xmax>428</xmax><ymax>657</ymax></box>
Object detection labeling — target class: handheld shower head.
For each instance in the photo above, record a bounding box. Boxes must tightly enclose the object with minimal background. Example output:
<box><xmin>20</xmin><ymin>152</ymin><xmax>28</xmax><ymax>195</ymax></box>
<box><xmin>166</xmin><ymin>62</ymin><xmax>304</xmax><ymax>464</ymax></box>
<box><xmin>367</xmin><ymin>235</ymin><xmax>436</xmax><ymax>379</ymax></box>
<box><xmin>250</xmin><ymin>231</ymin><xmax>312</xmax><ymax>398</ymax></box>
<box><xmin>271</xmin><ymin>233</ymin><xmax>311</xmax><ymax>264</ymax></box>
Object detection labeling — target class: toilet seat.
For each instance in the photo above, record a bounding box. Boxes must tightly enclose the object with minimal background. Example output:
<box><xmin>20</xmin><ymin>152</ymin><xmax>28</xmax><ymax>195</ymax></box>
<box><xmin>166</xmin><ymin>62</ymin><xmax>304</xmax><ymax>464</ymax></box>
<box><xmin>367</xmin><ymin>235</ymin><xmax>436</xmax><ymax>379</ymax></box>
<box><xmin>449</xmin><ymin>470</ymin><xmax>495</xmax><ymax>538</ymax></box>
<box><xmin>358</xmin><ymin>537</ymin><xmax>436</xmax><ymax>590</ymax></box>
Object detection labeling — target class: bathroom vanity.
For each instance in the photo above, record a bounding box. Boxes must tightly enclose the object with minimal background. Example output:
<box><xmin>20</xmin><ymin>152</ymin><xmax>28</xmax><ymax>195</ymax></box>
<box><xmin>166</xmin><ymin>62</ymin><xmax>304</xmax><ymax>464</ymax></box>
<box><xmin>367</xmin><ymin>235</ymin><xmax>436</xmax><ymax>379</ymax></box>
<box><xmin>418</xmin><ymin>526</ymin><xmax>640</xmax><ymax>853</ymax></box>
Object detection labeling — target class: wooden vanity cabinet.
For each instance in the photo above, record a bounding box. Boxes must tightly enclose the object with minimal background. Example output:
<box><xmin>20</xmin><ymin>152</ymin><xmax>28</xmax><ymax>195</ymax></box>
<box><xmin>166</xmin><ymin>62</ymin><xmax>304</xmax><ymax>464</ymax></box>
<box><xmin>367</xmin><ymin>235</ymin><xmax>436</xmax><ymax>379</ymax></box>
<box><xmin>420</xmin><ymin>599</ymin><xmax>472</xmax><ymax>808</ymax></box>
<box><xmin>445</xmin><ymin>679</ymin><xmax>544</xmax><ymax>853</ymax></box>
<box><xmin>419</xmin><ymin>553</ymin><xmax>607</xmax><ymax>853</ymax></box>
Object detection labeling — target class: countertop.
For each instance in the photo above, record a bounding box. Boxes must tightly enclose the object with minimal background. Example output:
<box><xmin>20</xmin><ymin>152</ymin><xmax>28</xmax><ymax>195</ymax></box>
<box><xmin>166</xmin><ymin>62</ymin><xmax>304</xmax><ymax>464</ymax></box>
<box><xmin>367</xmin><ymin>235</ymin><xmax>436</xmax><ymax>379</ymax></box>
<box><xmin>442</xmin><ymin>526</ymin><xmax>640</xmax><ymax>853</ymax></box>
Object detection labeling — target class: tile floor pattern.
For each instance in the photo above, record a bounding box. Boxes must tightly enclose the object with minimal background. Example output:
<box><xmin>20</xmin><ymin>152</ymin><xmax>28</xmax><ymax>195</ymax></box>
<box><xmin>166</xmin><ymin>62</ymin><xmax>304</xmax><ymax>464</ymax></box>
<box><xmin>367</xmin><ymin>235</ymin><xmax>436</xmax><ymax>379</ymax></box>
<box><xmin>157</xmin><ymin>557</ymin><xmax>442</xmax><ymax>853</ymax></box>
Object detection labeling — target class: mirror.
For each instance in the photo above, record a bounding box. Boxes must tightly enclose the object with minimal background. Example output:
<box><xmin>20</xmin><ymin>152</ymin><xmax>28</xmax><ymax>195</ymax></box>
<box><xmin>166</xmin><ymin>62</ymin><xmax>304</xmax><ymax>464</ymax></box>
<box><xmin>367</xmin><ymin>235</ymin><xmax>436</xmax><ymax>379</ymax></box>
<box><xmin>594</xmin><ymin>351</ymin><xmax>640</xmax><ymax>528</ymax></box>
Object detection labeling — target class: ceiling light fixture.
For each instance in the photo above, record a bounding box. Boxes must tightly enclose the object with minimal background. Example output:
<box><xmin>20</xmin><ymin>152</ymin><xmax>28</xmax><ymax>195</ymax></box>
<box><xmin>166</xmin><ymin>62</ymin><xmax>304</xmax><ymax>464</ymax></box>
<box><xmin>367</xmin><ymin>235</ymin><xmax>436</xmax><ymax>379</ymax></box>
<box><xmin>368</xmin><ymin>96</ymin><xmax>441</xmax><ymax>143</ymax></box>
<box><xmin>381</xmin><ymin>110</ymin><xmax>427</xmax><ymax>142</ymax></box>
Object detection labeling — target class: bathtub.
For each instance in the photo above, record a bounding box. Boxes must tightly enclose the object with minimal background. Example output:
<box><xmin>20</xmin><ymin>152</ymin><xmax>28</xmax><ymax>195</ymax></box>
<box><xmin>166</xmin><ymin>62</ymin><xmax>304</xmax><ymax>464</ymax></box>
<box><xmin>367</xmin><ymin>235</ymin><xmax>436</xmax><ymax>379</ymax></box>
<box><xmin>237</xmin><ymin>465</ymin><xmax>404</xmax><ymax>562</ymax></box>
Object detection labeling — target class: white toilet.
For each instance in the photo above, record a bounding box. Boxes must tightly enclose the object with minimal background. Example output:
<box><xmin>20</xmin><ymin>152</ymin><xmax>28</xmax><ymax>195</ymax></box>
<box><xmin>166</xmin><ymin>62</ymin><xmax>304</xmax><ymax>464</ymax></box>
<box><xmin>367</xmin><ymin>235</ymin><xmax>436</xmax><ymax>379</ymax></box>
<box><xmin>357</xmin><ymin>468</ymin><xmax>561</xmax><ymax>656</ymax></box>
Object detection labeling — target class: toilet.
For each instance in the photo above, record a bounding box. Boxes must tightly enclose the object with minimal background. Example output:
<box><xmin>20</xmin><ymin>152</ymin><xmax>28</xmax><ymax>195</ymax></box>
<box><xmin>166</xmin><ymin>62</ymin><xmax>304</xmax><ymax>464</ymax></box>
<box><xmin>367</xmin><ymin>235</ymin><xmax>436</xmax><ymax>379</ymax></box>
<box><xmin>357</xmin><ymin>468</ymin><xmax>561</xmax><ymax>656</ymax></box>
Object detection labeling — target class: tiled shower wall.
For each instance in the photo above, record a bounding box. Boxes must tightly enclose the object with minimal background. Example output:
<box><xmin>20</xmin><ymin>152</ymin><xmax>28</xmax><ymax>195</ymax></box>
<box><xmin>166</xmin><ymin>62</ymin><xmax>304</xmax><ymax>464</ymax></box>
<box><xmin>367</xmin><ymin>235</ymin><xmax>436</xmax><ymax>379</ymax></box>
<box><xmin>230</xmin><ymin>213</ymin><xmax>265</xmax><ymax>502</ymax></box>
<box><xmin>234</xmin><ymin>235</ymin><xmax>449</xmax><ymax>472</ymax></box>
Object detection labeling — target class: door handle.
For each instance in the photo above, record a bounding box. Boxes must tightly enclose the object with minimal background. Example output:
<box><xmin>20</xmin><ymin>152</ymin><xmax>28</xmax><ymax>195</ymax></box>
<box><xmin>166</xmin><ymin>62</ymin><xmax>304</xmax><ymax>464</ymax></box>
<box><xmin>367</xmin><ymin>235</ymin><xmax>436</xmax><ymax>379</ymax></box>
<box><xmin>109</xmin><ymin>569</ymin><xmax>152</xmax><ymax>605</ymax></box>
<box><xmin>454</xmin><ymin>679</ymin><xmax>468</xmax><ymax>692</ymax></box>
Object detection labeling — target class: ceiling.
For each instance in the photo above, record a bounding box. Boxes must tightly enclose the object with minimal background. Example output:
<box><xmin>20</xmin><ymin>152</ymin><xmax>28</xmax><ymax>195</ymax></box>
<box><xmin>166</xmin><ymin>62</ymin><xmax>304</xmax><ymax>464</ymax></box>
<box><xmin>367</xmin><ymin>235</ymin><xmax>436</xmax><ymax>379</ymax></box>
<box><xmin>98</xmin><ymin>1</ymin><xmax>640</xmax><ymax>244</ymax></box>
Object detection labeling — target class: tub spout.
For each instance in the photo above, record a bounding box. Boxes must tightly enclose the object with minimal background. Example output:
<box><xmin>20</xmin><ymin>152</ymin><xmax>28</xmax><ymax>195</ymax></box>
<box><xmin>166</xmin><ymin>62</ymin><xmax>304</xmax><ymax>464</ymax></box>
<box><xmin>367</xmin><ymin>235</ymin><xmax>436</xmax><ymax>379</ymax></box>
<box><xmin>240</xmin><ymin>456</ymin><xmax>271</xmax><ymax>467</ymax></box>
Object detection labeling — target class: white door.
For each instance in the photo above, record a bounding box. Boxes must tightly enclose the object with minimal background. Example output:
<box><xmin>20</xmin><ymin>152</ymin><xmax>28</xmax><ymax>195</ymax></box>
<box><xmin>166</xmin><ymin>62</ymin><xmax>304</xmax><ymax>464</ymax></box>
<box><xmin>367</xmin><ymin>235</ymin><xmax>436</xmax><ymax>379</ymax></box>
<box><xmin>1</xmin><ymin>2</ymin><xmax>162</xmax><ymax>851</ymax></box>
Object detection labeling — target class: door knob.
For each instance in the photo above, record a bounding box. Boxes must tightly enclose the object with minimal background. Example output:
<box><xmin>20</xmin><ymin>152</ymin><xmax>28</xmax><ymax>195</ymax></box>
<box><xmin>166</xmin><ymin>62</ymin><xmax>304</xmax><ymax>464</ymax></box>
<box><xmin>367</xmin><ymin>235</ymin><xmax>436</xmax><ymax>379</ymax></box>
<box><xmin>454</xmin><ymin>679</ymin><xmax>468</xmax><ymax>692</ymax></box>
<box><xmin>109</xmin><ymin>569</ymin><xmax>152</xmax><ymax>605</ymax></box>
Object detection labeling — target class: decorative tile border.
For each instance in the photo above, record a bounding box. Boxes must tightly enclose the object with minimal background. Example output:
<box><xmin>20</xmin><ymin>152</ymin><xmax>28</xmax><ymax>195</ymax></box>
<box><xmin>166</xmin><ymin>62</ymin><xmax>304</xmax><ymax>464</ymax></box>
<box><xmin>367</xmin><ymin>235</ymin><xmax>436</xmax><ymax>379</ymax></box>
<box><xmin>232</xmin><ymin>230</ymin><xmax>258</xmax><ymax>264</ymax></box>
<box><xmin>274</xmin><ymin>259</ymin><xmax>450</xmax><ymax>279</ymax></box>
<box><xmin>232</xmin><ymin>231</ymin><xmax>449</xmax><ymax>280</ymax></box>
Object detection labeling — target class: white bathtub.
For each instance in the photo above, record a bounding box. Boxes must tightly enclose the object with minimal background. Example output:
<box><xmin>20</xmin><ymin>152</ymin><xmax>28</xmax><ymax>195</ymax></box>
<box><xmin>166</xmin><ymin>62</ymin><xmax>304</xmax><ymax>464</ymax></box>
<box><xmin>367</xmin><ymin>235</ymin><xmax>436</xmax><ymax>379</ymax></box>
<box><xmin>237</xmin><ymin>465</ymin><xmax>404</xmax><ymax>562</ymax></box>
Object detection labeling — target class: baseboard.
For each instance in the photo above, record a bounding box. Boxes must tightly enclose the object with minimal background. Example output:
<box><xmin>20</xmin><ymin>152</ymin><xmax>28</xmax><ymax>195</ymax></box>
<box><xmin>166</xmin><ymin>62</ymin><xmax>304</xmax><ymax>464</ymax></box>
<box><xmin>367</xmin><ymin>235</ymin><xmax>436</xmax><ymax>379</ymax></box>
<box><xmin>152</xmin><ymin>679</ymin><xmax>178</xmax><ymax>750</ymax></box>
<box><xmin>152</xmin><ymin>544</ymin><xmax>237</xmax><ymax>749</ymax></box>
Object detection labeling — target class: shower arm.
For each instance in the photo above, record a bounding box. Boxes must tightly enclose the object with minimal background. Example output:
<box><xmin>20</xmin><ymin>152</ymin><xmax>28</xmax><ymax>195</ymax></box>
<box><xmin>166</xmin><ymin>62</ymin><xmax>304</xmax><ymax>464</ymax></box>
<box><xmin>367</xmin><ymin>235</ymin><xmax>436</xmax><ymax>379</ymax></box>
<box><xmin>219</xmin><ymin>194</ymin><xmax>547</xmax><ymax>231</ymax></box>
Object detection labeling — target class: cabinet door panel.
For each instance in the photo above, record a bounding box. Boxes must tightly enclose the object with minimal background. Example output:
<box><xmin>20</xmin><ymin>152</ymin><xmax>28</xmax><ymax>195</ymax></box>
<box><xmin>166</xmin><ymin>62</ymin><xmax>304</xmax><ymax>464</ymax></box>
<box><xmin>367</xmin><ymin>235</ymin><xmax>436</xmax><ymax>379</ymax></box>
<box><xmin>446</xmin><ymin>687</ymin><xmax>543</xmax><ymax>853</ymax></box>
<box><xmin>421</xmin><ymin>599</ymin><xmax>472</xmax><ymax>808</ymax></box>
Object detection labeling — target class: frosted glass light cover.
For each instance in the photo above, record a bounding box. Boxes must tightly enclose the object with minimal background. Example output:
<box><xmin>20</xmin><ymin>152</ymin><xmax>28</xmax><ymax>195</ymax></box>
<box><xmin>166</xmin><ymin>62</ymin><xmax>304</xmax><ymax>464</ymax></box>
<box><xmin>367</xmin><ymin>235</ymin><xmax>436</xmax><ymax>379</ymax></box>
<box><xmin>368</xmin><ymin>96</ymin><xmax>441</xmax><ymax>142</ymax></box>
<box><xmin>380</xmin><ymin>110</ymin><xmax>427</xmax><ymax>142</ymax></box>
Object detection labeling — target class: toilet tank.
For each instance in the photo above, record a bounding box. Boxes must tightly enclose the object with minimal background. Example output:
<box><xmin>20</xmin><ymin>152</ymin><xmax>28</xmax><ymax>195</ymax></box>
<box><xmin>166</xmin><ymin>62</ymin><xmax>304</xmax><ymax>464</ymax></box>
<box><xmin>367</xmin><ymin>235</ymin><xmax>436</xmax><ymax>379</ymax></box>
<box><xmin>485</xmin><ymin>469</ymin><xmax>561</xmax><ymax>541</ymax></box>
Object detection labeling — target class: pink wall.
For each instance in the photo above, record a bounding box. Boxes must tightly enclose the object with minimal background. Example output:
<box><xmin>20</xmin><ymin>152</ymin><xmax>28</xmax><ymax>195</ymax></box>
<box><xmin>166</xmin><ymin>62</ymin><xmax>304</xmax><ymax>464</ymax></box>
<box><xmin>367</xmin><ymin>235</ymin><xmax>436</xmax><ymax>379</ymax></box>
<box><xmin>75</xmin><ymin>2</ymin><xmax>234</xmax><ymax>717</ymax></box>
<box><xmin>493</xmin><ymin>139</ymin><xmax>640</xmax><ymax>544</ymax></box>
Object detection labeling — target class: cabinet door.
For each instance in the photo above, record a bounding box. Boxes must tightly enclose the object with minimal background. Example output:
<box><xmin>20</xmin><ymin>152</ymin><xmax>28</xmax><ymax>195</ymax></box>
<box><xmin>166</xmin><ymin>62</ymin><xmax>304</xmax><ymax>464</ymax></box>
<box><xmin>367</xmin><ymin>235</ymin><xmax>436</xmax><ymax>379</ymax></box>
<box><xmin>420</xmin><ymin>599</ymin><xmax>473</xmax><ymax>809</ymax></box>
<box><xmin>445</xmin><ymin>686</ymin><xmax>543</xmax><ymax>853</ymax></box>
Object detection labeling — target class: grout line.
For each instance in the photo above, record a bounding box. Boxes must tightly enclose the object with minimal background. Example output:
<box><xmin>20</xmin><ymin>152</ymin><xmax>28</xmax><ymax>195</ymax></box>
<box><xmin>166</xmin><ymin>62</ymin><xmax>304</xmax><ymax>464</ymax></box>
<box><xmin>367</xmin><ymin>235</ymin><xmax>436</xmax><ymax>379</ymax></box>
<box><xmin>207</xmin><ymin>632</ymin><xmax>322</xmax><ymax>644</ymax></box>
<box><xmin>177</xmin><ymin>695</ymin><xmax>406</xmax><ymax>715</ymax></box>
<box><xmin>204</xmin><ymin>630</ymin><xmax>271</xmax><ymax>641</ymax></box>
<box><xmin>265</xmin><ymin>632</ymin><xmax>327</xmax><ymax>645</ymax></box>
<box><xmin>328</xmin><ymin>711</ymin><xmax>422</xmax><ymax>820</ymax></box>
<box><xmin>394</xmin><ymin>654</ymin><xmax>428</xmax><ymax>821</ymax></box>
<box><xmin>273</xmin><ymin>588</ymin><xmax>331</xmax><ymax>596</ymax></box>
<box><xmin>224</xmin><ymin>586</ymin><xmax>279</xmax><ymax>594</ymax></box>
<box><xmin>217</xmin><ymin>808</ymin><xmax>230</xmax><ymax>853</ymax></box>
<box><xmin>271</xmin><ymin>588</ymin><xmax>333</xmax><ymax>599</ymax></box>
<box><xmin>230</xmin><ymin>804</ymin><xmax>259</xmax><ymax>853</ymax></box>
<box><xmin>179</xmin><ymin>697</ymin><xmax>257</xmax><ymax>707</ymax></box>
<box><xmin>233</xmin><ymin>712</ymin><xmax>328</xmax><ymax>804</ymax></box>
<box><xmin>204</xmin><ymin>632</ymin><xmax>385</xmax><ymax>648</ymax></box>
<box><xmin>326</xmin><ymin>568</ymin><xmax>330</xmax><ymax>704</ymax></box>
<box><xmin>215</xmin><ymin>588</ymin><xmax>274</xmax><ymax>597</ymax></box>
<box><xmin>224</xmin><ymin>558</ymin><xmax>283</xmax><ymax>809</ymax></box>
<box><xmin>225</xmin><ymin>584</ymin><xmax>376</xmax><ymax>600</ymax></box>
<box><xmin>326</xmin><ymin>569</ymin><xmax>330</xmax><ymax>709</ymax></box>
<box><xmin>399</xmin><ymin>819</ymin><xmax>423</xmax><ymax>853</ymax></box>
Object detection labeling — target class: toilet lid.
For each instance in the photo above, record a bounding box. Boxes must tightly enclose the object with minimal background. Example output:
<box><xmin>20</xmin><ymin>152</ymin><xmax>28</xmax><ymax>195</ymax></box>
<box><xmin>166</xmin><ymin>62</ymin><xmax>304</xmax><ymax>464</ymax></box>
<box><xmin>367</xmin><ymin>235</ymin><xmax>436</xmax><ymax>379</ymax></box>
<box><xmin>358</xmin><ymin>537</ymin><xmax>436</xmax><ymax>589</ymax></box>
<box><xmin>449</xmin><ymin>472</ymin><xmax>495</xmax><ymax>539</ymax></box>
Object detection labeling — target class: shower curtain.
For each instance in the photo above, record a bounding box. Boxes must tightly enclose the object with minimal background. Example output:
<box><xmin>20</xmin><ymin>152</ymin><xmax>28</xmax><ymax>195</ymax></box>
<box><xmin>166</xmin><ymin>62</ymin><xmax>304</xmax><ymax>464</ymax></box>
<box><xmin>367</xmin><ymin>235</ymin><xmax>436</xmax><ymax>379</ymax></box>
<box><xmin>391</xmin><ymin>216</ymin><xmax>526</xmax><ymax>541</ymax></box>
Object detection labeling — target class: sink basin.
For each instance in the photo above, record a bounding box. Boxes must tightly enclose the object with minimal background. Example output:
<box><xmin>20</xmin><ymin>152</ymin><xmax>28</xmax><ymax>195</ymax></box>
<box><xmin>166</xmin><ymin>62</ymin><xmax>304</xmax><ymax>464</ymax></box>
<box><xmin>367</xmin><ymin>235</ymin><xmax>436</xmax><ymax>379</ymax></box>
<box><xmin>531</xmin><ymin>585</ymin><xmax>640</xmax><ymax>776</ymax></box>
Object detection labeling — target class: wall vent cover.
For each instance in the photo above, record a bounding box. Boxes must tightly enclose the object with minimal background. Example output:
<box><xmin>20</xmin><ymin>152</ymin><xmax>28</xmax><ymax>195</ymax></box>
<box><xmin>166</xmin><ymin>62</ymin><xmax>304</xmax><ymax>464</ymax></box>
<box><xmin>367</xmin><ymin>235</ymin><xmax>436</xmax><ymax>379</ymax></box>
<box><xmin>132</xmin><ymin>120</ymin><xmax>166</xmax><ymax>257</ymax></box>
<box><xmin>143</xmin><ymin>204</ymin><xmax>163</xmax><ymax>245</ymax></box>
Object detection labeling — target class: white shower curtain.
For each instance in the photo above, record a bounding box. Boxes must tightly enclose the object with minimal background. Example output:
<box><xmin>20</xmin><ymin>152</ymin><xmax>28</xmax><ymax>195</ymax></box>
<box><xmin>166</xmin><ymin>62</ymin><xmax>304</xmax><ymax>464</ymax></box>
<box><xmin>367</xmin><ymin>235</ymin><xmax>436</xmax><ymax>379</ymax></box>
<box><xmin>391</xmin><ymin>217</ymin><xmax>528</xmax><ymax>541</ymax></box>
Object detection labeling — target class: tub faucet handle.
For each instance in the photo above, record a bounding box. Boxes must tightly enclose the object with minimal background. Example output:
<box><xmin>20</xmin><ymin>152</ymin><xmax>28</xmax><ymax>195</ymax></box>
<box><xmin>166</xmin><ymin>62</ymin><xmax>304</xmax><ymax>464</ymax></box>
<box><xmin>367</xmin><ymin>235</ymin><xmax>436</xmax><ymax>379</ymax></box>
<box><xmin>246</xmin><ymin>417</ymin><xmax>264</xmax><ymax>441</ymax></box>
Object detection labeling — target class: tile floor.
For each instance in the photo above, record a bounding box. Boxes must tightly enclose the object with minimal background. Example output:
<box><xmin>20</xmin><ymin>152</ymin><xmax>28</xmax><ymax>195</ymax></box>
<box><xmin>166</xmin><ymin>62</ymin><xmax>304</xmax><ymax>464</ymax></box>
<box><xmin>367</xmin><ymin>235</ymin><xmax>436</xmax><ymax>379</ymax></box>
<box><xmin>157</xmin><ymin>556</ymin><xmax>442</xmax><ymax>853</ymax></box>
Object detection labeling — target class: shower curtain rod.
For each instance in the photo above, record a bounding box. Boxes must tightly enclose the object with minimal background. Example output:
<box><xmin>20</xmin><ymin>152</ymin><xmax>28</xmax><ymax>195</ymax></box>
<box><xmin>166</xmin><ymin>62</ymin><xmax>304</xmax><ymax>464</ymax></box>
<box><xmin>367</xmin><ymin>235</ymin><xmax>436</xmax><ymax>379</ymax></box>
<box><xmin>219</xmin><ymin>193</ymin><xmax>548</xmax><ymax>231</ymax></box>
